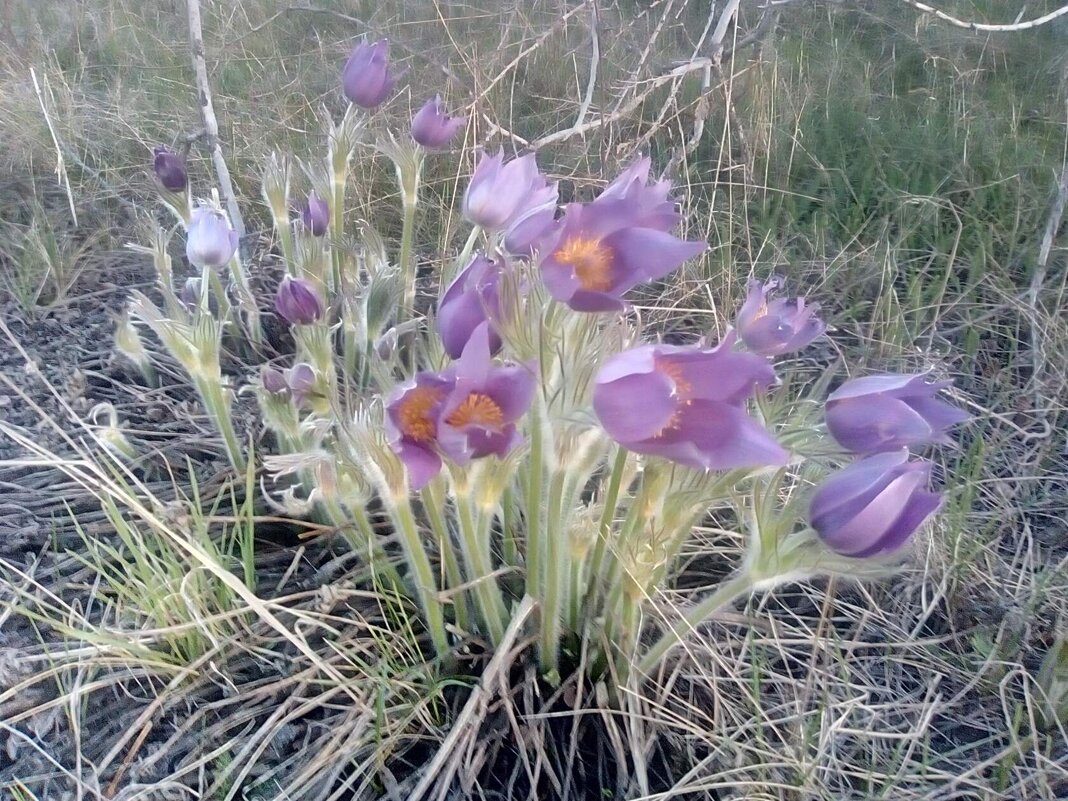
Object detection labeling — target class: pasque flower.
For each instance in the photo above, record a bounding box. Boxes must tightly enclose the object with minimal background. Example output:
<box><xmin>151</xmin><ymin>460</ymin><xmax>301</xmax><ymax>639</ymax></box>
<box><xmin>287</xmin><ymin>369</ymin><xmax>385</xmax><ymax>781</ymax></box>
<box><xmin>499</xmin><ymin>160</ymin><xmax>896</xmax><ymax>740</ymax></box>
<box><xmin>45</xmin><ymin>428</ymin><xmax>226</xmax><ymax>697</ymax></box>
<box><xmin>537</xmin><ymin>158</ymin><xmax>705</xmax><ymax>311</ymax></box>
<box><xmin>809</xmin><ymin>450</ymin><xmax>942</xmax><ymax>558</ymax></box>
<box><xmin>302</xmin><ymin>192</ymin><xmax>329</xmax><ymax>237</ymax></box>
<box><xmin>179</xmin><ymin>276</ymin><xmax>201</xmax><ymax>310</ymax></box>
<box><xmin>186</xmin><ymin>207</ymin><xmax>239</xmax><ymax>269</ymax></box>
<box><xmin>463</xmin><ymin>151</ymin><xmax>558</xmax><ymax>233</ymax></box>
<box><xmin>436</xmin><ymin>254</ymin><xmax>503</xmax><ymax>358</ymax></box>
<box><xmin>437</xmin><ymin>324</ymin><xmax>536</xmax><ymax>465</ymax></box>
<box><xmin>592</xmin><ymin>340</ymin><xmax>787</xmax><ymax>470</ymax></box>
<box><xmin>341</xmin><ymin>39</ymin><xmax>395</xmax><ymax>109</ymax></box>
<box><xmin>153</xmin><ymin>146</ymin><xmax>187</xmax><ymax>192</ymax></box>
<box><xmin>411</xmin><ymin>95</ymin><xmax>466</xmax><ymax>148</ymax></box>
<box><xmin>826</xmin><ymin>373</ymin><xmax>969</xmax><ymax>454</ymax></box>
<box><xmin>385</xmin><ymin>371</ymin><xmax>455</xmax><ymax>490</ymax></box>
<box><xmin>275</xmin><ymin>275</ymin><xmax>325</xmax><ymax>326</ymax></box>
<box><xmin>735</xmin><ymin>276</ymin><xmax>826</xmax><ymax>357</ymax></box>
<box><xmin>261</xmin><ymin>365</ymin><xmax>289</xmax><ymax>395</ymax></box>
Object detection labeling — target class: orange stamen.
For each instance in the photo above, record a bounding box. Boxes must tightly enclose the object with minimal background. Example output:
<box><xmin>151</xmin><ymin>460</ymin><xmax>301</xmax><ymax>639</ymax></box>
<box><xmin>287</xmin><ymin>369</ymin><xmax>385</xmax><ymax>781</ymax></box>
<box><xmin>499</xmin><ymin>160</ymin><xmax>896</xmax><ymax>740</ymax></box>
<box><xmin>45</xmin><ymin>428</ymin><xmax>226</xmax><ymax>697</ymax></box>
<box><xmin>446</xmin><ymin>393</ymin><xmax>505</xmax><ymax>429</ymax></box>
<box><xmin>553</xmin><ymin>235</ymin><xmax>614</xmax><ymax>291</ymax></box>
<box><xmin>397</xmin><ymin>386</ymin><xmax>443</xmax><ymax>442</ymax></box>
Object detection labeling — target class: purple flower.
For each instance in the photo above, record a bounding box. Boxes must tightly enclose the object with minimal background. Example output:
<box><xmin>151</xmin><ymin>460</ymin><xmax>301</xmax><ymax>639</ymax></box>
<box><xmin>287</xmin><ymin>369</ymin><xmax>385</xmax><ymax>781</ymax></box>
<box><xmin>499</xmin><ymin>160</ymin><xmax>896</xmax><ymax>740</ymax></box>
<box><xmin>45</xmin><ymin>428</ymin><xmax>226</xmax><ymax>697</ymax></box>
<box><xmin>302</xmin><ymin>192</ymin><xmax>329</xmax><ymax>237</ymax></box>
<box><xmin>153</xmin><ymin>146</ymin><xmax>187</xmax><ymax>192</ymax></box>
<box><xmin>186</xmin><ymin>207</ymin><xmax>239</xmax><ymax>269</ymax></box>
<box><xmin>436</xmin><ymin>254</ymin><xmax>503</xmax><ymax>358</ymax></box>
<box><xmin>285</xmin><ymin>363</ymin><xmax>317</xmax><ymax>407</ymax></box>
<box><xmin>809</xmin><ymin>451</ymin><xmax>942</xmax><ymax>558</ymax></box>
<box><xmin>261</xmin><ymin>365</ymin><xmax>288</xmax><ymax>395</ymax></box>
<box><xmin>735</xmin><ymin>276</ymin><xmax>826</xmax><ymax>357</ymax></box>
<box><xmin>826</xmin><ymin>373</ymin><xmax>970</xmax><ymax>454</ymax></box>
<box><xmin>537</xmin><ymin>161</ymin><xmax>705</xmax><ymax>311</ymax></box>
<box><xmin>385</xmin><ymin>372</ymin><xmax>455</xmax><ymax>490</ymax></box>
<box><xmin>592</xmin><ymin>341</ymin><xmax>787</xmax><ymax>470</ymax></box>
<box><xmin>341</xmin><ymin>39</ymin><xmax>395</xmax><ymax>109</ymax></box>
<box><xmin>436</xmin><ymin>324</ymin><xmax>536</xmax><ymax>465</ymax></box>
<box><xmin>411</xmin><ymin>95</ymin><xmax>466</xmax><ymax>149</ymax></box>
<box><xmin>275</xmin><ymin>275</ymin><xmax>325</xmax><ymax>326</ymax></box>
<box><xmin>463</xmin><ymin>151</ymin><xmax>558</xmax><ymax>233</ymax></box>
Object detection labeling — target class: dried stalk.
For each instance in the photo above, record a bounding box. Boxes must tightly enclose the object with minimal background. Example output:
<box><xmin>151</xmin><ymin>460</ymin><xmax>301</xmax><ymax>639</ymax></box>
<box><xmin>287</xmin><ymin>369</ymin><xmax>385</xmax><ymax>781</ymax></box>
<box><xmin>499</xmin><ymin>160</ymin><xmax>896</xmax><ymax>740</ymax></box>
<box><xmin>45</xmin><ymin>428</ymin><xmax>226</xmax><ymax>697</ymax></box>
<box><xmin>187</xmin><ymin>0</ymin><xmax>245</xmax><ymax>241</ymax></box>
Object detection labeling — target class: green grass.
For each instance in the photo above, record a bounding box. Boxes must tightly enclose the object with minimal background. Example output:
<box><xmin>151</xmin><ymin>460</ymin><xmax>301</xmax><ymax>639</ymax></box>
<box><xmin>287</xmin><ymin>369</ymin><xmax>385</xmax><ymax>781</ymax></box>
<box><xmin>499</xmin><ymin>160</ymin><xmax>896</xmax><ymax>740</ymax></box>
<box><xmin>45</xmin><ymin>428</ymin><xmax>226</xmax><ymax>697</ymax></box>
<box><xmin>1</xmin><ymin>0</ymin><xmax>1066</xmax><ymax>799</ymax></box>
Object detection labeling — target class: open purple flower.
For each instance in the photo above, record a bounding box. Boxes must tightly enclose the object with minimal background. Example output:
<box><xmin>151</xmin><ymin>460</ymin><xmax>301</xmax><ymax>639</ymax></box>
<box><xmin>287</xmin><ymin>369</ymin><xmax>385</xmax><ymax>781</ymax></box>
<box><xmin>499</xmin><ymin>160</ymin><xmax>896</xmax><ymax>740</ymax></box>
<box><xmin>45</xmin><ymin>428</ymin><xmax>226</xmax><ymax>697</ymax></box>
<box><xmin>275</xmin><ymin>275</ymin><xmax>325</xmax><ymax>326</ymax></box>
<box><xmin>463</xmin><ymin>151</ymin><xmax>557</xmax><ymax>233</ymax></box>
<box><xmin>735</xmin><ymin>277</ymin><xmax>826</xmax><ymax>357</ymax></box>
<box><xmin>411</xmin><ymin>95</ymin><xmax>466</xmax><ymax>149</ymax></box>
<box><xmin>186</xmin><ymin>207</ymin><xmax>239</xmax><ymax>269</ymax></box>
<box><xmin>302</xmin><ymin>192</ymin><xmax>329</xmax><ymax>237</ymax></box>
<box><xmin>592</xmin><ymin>341</ymin><xmax>787</xmax><ymax>470</ymax></box>
<box><xmin>537</xmin><ymin>162</ymin><xmax>705</xmax><ymax>312</ymax></box>
<box><xmin>341</xmin><ymin>39</ymin><xmax>395</xmax><ymax>109</ymax></box>
<box><xmin>437</xmin><ymin>324</ymin><xmax>536</xmax><ymax>465</ymax></box>
<box><xmin>385</xmin><ymin>372</ymin><xmax>455</xmax><ymax>490</ymax></box>
<box><xmin>153</xmin><ymin>146</ymin><xmax>187</xmax><ymax>192</ymax></box>
<box><xmin>809</xmin><ymin>451</ymin><xmax>942</xmax><ymax>558</ymax></box>
<box><xmin>826</xmin><ymin>373</ymin><xmax>969</xmax><ymax>454</ymax></box>
<box><xmin>437</xmin><ymin>254</ymin><xmax>504</xmax><ymax>359</ymax></box>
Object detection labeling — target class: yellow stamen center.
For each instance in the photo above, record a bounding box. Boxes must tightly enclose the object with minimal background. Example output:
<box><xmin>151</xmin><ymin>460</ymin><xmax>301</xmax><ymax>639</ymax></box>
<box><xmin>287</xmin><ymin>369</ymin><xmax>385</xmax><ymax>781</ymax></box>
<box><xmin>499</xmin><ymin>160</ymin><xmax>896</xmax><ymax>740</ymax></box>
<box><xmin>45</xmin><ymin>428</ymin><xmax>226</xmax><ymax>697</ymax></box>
<box><xmin>398</xmin><ymin>386</ymin><xmax>443</xmax><ymax>442</ymax></box>
<box><xmin>651</xmin><ymin>358</ymin><xmax>692</xmax><ymax>438</ymax></box>
<box><xmin>554</xmin><ymin>235</ymin><xmax>614</xmax><ymax>291</ymax></box>
<box><xmin>446</xmin><ymin>393</ymin><xmax>505</xmax><ymax>429</ymax></box>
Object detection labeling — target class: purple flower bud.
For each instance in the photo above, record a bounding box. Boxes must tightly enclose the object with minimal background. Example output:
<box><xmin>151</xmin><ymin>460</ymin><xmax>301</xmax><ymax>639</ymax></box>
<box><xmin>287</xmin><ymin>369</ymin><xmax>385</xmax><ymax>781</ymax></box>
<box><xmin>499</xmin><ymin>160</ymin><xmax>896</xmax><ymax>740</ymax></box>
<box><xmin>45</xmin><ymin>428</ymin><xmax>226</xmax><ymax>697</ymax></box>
<box><xmin>411</xmin><ymin>95</ymin><xmax>466</xmax><ymax>149</ymax></box>
<box><xmin>179</xmin><ymin>276</ymin><xmax>202</xmax><ymax>309</ymax></box>
<box><xmin>735</xmin><ymin>277</ymin><xmax>826</xmax><ymax>357</ymax></box>
<box><xmin>593</xmin><ymin>340</ymin><xmax>787</xmax><ymax>470</ymax></box>
<box><xmin>463</xmin><ymin>151</ymin><xmax>558</xmax><ymax>232</ymax></box>
<box><xmin>275</xmin><ymin>275</ymin><xmax>325</xmax><ymax>326</ymax></box>
<box><xmin>385</xmin><ymin>372</ymin><xmax>454</xmax><ymax>490</ymax></box>
<box><xmin>826</xmin><ymin>373</ymin><xmax>970</xmax><ymax>454</ymax></box>
<box><xmin>341</xmin><ymin>39</ymin><xmax>395</xmax><ymax>109</ymax></box>
<box><xmin>437</xmin><ymin>324</ymin><xmax>536</xmax><ymax>465</ymax></box>
<box><xmin>153</xmin><ymin>146</ymin><xmax>187</xmax><ymax>192</ymax></box>
<box><xmin>436</xmin><ymin>254</ymin><xmax>503</xmax><ymax>359</ymax></box>
<box><xmin>809</xmin><ymin>451</ymin><xmax>942</xmax><ymax>558</ymax></box>
<box><xmin>301</xmin><ymin>192</ymin><xmax>329</xmax><ymax>237</ymax></box>
<box><xmin>261</xmin><ymin>365</ymin><xmax>288</xmax><ymax>395</ymax></box>
<box><xmin>186</xmin><ymin>207</ymin><xmax>239</xmax><ymax>269</ymax></box>
<box><xmin>285</xmin><ymin>363</ymin><xmax>316</xmax><ymax>407</ymax></box>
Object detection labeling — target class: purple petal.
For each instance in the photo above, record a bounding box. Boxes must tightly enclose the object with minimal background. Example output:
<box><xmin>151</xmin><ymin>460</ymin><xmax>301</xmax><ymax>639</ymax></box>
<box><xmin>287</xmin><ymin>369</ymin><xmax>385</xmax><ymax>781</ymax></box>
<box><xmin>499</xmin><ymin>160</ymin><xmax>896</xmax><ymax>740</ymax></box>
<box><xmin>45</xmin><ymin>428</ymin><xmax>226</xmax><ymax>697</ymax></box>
<box><xmin>603</xmin><ymin>226</ymin><xmax>706</xmax><ymax>284</ymax></box>
<box><xmin>395</xmin><ymin>440</ymin><xmax>442</xmax><ymax>490</ymax></box>
<box><xmin>815</xmin><ymin>469</ymin><xmax>928</xmax><ymax>557</ymax></box>
<box><xmin>482</xmin><ymin>363</ymin><xmax>537</xmax><ymax>422</ymax></box>
<box><xmin>808</xmin><ymin>450</ymin><xmax>912</xmax><ymax>527</ymax></box>
<box><xmin>850</xmin><ymin>488</ymin><xmax>942</xmax><ymax>558</ymax></box>
<box><xmin>593</xmin><ymin>370</ymin><xmax>678</xmax><ymax>444</ymax></box>
<box><xmin>658</xmin><ymin>346</ymin><xmax>777</xmax><ymax>403</ymax></box>
<box><xmin>827</xmin><ymin>395</ymin><xmax>936</xmax><ymax>453</ymax></box>
<box><xmin>631</xmin><ymin>400</ymin><xmax>788</xmax><ymax>470</ymax></box>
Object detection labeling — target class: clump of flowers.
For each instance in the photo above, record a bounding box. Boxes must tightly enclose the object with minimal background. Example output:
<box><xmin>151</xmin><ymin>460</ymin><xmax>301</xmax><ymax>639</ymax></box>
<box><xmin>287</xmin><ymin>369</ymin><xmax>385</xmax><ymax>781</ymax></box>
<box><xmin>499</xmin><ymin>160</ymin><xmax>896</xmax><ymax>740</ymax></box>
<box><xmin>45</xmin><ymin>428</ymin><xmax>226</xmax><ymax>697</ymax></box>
<box><xmin>123</xmin><ymin>39</ymin><xmax>970</xmax><ymax>683</ymax></box>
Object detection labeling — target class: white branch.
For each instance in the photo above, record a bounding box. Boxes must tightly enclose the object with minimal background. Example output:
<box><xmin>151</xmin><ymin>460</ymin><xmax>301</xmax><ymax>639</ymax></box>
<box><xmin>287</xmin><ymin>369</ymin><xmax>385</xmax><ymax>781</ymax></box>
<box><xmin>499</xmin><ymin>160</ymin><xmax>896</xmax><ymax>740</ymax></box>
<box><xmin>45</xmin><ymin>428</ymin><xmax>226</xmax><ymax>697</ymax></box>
<box><xmin>900</xmin><ymin>0</ymin><xmax>1068</xmax><ymax>32</ymax></box>
<box><xmin>187</xmin><ymin>0</ymin><xmax>245</xmax><ymax>240</ymax></box>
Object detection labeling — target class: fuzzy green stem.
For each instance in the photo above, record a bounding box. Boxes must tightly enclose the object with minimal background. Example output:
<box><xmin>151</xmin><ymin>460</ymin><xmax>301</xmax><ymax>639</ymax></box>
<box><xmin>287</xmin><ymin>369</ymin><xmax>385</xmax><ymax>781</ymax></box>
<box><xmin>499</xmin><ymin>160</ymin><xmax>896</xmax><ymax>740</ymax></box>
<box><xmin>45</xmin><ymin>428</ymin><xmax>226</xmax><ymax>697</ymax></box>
<box><xmin>227</xmin><ymin>256</ymin><xmax>262</xmax><ymax>348</ymax></box>
<box><xmin>636</xmin><ymin>572</ymin><xmax>755</xmax><ymax>676</ymax></box>
<box><xmin>539</xmin><ymin>470</ymin><xmax>568</xmax><ymax>676</ymax></box>
<box><xmin>500</xmin><ymin>485</ymin><xmax>518</xmax><ymax>569</ymax></box>
<box><xmin>397</xmin><ymin>157</ymin><xmax>422</xmax><ymax>327</ymax></box>
<box><xmin>422</xmin><ymin>481</ymin><xmax>472</xmax><ymax>633</ymax></box>
<box><xmin>616</xmin><ymin>590</ymin><xmax>640</xmax><ymax>684</ymax></box>
<box><xmin>525</xmin><ymin>400</ymin><xmax>547</xmax><ymax>658</ymax></box>
<box><xmin>455</xmin><ymin>490</ymin><xmax>507</xmax><ymax>645</ymax></box>
<box><xmin>349</xmin><ymin>503</ymin><xmax>405</xmax><ymax>594</ymax></box>
<box><xmin>389</xmin><ymin>494</ymin><xmax>449</xmax><ymax>658</ymax></box>
<box><xmin>195</xmin><ymin>376</ymin><xmax>245</xmax><ymax>474</ymax></box>
<box><xmin>584</xmin><ymin>447</ymin><xmax>628</xmax><ymax>612</ymax></box>
<box><xmin>204</xmin><ymin>265</ymin><xmax>232</xmax><ymax>322</ymax></box>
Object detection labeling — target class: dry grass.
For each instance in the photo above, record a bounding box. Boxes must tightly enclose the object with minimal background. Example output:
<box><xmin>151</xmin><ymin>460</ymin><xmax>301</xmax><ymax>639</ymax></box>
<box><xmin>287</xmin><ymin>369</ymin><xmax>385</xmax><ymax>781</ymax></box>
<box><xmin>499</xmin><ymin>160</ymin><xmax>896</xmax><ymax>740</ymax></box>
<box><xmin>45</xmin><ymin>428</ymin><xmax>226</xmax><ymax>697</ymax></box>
<box><xmin>1</xmin><ymin>0</ymin><xmax>1067</xmax><ymax>799</ymax></box>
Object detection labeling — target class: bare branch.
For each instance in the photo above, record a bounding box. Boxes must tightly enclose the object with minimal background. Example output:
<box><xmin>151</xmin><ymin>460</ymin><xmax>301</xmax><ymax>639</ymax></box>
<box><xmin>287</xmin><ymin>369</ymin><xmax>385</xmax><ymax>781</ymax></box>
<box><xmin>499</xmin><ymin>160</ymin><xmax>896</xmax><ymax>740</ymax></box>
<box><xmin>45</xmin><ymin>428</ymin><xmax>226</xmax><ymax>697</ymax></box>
<box><xmin>570</xmin><ymin>0</ymin><xmax>601</xmax><ymax>134</ymax></box>
<box><xmin>900</xmin><ymin>0</ymin><xmax>1068</xmax><ymax>32</ymax></box>
<box><xmin>187</xmin><ymin>0</ymin><xmax>245</xmax><ymax>240</ymax></box>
